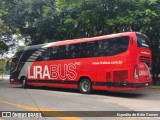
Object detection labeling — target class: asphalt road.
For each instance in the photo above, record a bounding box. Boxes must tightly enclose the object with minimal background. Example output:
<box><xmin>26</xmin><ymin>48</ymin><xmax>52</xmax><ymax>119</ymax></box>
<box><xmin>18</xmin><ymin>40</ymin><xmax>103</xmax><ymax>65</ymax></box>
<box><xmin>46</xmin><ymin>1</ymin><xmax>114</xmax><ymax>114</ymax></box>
<box><xmin>0</xmin><ymin>77</ymin><xmax>160</xmax><ymax>120</ymax></box>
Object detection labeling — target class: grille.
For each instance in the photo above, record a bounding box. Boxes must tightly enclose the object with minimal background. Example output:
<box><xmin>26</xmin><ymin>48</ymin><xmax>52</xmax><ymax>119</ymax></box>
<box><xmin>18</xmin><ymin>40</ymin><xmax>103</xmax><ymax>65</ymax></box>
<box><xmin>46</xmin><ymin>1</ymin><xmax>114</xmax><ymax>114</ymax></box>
<box><xmin>139</xmin><ymin>56</ymin><xmax>151</xmax><ymax>66</ymax></box>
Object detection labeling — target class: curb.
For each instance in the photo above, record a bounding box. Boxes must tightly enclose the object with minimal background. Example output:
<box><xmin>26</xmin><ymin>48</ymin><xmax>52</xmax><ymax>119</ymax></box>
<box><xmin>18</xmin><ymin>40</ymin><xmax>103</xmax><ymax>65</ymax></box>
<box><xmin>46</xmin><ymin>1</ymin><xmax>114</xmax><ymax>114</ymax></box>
<box><xmin>151</xmin><ymin>86</ymin><xmax>160</xmax><ymax>89</ymax></box>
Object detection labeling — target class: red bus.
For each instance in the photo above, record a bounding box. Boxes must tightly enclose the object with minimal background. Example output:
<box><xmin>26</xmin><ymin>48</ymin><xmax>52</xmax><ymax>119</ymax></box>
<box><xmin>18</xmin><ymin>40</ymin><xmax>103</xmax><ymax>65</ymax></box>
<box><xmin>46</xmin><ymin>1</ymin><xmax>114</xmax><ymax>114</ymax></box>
<box><xmin>10</xmin><ymin>32</ymin><xmax>152</xmax><ymax>93</ymax></box>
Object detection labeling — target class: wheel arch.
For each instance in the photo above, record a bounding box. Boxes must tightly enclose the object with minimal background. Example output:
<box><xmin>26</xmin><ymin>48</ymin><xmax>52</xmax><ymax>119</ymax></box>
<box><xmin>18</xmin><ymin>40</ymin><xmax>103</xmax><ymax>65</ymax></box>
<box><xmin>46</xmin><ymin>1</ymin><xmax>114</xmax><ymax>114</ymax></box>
<box><xmin>78</xmin><ymin>76</ymin><xmax>92</xmax><ymax>86</ymax></box>
<box><xmin>20</xmin><ymin>75</ymin><xmax>27</xmax><ymax>84</ymax></box>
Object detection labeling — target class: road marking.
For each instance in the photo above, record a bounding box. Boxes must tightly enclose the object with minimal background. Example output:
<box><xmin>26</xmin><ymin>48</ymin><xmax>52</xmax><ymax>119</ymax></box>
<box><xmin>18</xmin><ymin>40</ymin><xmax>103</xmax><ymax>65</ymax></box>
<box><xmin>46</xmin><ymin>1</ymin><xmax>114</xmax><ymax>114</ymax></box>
<box><xmin>0</xmin><ymin>100</ymin><xmax>147</xmax><ymax>120</ymax></box>
<box><xmin>0</xmin><ymin>117</ymin><xmax>4</xmax><ymax>120</ymax></box>
<box><xmin>0</xmin><ymin>100</ymin><xmax>82</xmax><ymax>120</ymax></box>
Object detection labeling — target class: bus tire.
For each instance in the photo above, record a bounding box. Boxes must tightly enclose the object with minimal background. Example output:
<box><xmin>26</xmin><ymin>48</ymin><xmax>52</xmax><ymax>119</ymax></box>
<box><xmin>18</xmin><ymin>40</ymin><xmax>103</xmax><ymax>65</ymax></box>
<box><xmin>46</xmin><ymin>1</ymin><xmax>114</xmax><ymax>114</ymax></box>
<box><xmin>79</xmin><ymin>78</ymin><xmax>92</xmax><ymax>94</ymax></box>
<box><xmin>22</xmin><ymin>77</ymin><xmax>28</xmax><ymax>88</ymax></box>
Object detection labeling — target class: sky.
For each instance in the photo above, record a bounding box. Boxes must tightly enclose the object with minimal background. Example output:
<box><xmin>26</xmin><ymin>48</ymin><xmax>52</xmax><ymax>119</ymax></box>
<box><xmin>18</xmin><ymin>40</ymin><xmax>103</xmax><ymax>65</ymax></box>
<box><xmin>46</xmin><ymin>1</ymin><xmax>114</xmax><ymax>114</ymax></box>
<box><xmin>0</xmin><ymin>35</ymin><xmax>26</xmax><ymax>59</ymax></box>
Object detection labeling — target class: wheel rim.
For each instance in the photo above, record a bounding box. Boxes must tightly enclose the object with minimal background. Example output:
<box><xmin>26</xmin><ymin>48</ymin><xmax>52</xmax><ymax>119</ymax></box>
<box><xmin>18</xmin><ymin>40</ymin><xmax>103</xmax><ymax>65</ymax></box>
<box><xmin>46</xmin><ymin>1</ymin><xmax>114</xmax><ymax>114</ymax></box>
<box><xmin>81</xmin><ymin>81</ymin><xmax>90</xmax><ymax>92</ymax></box>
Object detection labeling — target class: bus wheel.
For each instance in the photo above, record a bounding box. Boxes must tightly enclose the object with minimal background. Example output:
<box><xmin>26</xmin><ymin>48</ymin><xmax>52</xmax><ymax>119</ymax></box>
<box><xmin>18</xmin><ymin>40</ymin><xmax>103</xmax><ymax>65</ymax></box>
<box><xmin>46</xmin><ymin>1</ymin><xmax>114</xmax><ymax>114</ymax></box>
<box><xmin>79</xmin><ymin>78</ymin><xmax>92</xmax><ymax>94</ymax></box>
<box><xmin>22</xmin><ymin>77</ymin><xmax>28</xmax><ymax>88</ymax></box>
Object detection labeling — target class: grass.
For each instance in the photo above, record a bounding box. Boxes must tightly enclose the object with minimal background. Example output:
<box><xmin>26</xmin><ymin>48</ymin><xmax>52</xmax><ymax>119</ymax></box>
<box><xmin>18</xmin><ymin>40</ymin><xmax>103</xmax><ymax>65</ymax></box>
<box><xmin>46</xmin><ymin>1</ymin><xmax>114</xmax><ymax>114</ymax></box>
<box><xmin>151</xmin><ymin>86</ymin><xmax>160</xmax><ymax>89</ymax></box>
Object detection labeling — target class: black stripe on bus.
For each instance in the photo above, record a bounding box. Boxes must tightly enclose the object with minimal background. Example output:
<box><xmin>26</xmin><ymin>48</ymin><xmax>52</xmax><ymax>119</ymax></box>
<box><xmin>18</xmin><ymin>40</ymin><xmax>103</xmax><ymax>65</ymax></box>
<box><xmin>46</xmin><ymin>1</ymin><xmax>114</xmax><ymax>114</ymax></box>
<box><xmin>93</xmin><ymin>82</ymin><xmax>152</xmax><ymax>88</ymax></box>
<box><xmin>27</xmin><ymin>80</ymin><xmax>152</xmax><ymax>88</ymax></box>
<box><xmin>28</xmin><ymin>80</ymin><xmax>78</xmax><ymax>84</ymax></box>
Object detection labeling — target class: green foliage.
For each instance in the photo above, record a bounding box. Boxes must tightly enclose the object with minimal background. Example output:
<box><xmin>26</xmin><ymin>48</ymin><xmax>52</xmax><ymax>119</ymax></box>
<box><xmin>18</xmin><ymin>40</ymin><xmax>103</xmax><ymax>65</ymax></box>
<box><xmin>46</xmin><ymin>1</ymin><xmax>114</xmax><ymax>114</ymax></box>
<box><xmin>0</xmin><ymin>57</ymin><xmax>10</xmax><ymax>74</ymax></box>
<box><xmin>0</xmin><ymin>20</ymin><xmax>10</xmax><ymax>35</ymax></box>
<box><xmin>0</xmin><ymin>41</ymin><xmax>8</xmax><ymax>53</ymax></box>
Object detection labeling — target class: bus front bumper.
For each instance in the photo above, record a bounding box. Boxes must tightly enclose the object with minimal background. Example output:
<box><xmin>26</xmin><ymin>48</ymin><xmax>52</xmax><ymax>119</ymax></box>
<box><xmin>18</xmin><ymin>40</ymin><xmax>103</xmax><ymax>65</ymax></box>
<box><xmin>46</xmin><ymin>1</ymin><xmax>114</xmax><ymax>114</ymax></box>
<box><xmin>10</xmin><ymin>78</ymin><xmax>21</xmax><ymax>85</ymax></box>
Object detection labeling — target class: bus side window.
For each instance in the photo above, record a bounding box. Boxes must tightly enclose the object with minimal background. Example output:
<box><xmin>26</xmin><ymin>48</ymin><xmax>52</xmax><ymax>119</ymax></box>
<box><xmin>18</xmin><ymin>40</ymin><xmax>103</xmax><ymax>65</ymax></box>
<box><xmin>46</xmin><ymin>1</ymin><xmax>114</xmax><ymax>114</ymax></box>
<box><xmin>93</xmin><ymin>41</ymin><xmax>103</xmax><ymax>57</ymax></box>
<box><xmin>22</xmin><ymin>50</ymin><xmax>37</xmax><ymax>62</ymax></box>
<box><xmin>42</xmin><ymin>48</ymin><xmax>50</xmax><ymax>60</ymax></box>
<box><xmin>36</xmin><ymin>48</ymin><xmax>50</xmax><ymax>61</ymax></box>
<box><xmin>103</xmin><ymin>39</ymin><xmax>112</xmax><ymax>56</ymax></box>
<box><xmin>80</xmin><ymin>42</ymin><xmax>95</xmax><ymax>58</ymax></box>
<box><xmin>67</xmin><ymin>43</ymin><xmax>81</xmax><ymax>59</ymax></box>
<box><xmin>50</xmin><ymin>46</ymin><xmax>67</xmax><ymax>60</ymax></box>
<box><xmin>111</xmin><ymin>38</ymin><xmax>119</xmax><ymax>55</ymax></box>
<box><xmin>50</xmin><ymin>47</ymin><xmax>59</xmax><ymax>60</ymax></box>
<box><xmin>102</xmin><ymin>36</ymin><xmax>129</xmax><ymax>56</ymax></box>
<box><xmin>112</xmin><ymin>36</ymin><xmax>129</xmax><ymax>55</ymax></box>
<box><xmin>58</xmin><ymin>46</ymin><xmax>67</xmax><ymax>60</ymax></box>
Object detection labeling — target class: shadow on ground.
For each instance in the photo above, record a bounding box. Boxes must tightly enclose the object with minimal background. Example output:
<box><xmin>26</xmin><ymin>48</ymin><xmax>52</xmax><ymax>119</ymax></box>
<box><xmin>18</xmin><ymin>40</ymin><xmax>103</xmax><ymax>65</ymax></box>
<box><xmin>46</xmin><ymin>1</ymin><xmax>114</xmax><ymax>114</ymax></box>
<box><xmin>12</xmin><ymin>85</ymin><xmax>149</xmax><ymax>99</ymax></box>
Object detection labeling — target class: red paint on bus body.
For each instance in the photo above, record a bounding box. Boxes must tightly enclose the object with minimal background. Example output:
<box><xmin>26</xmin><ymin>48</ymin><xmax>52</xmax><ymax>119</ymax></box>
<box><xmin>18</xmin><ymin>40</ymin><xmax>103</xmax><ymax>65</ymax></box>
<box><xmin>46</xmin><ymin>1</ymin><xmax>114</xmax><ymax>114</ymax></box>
<box><xmin>10</xmin><ymin>32</ymin><xmax>152</xmax><ymax>92</ymax></box>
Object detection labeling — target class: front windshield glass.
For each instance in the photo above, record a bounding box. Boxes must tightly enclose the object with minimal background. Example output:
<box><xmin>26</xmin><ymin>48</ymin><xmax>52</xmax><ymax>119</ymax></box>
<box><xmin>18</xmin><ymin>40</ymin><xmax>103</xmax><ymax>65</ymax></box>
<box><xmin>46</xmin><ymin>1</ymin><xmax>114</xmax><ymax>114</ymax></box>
<box><xmin>10</xmin><ymin>51</ymin><xmax>23</xmax><ymax>72</ymax></box>
<box><xmin>10</xmin><ymin>58</ymin><xmax>18</xmax><ymax>72</ymax></box>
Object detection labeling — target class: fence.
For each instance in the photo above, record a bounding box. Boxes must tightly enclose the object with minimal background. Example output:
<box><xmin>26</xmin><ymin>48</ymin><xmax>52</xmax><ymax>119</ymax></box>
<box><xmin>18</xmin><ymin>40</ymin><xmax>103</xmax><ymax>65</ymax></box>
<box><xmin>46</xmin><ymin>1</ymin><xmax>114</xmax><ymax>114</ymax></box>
<box><xmin>0</xmin><ymin>58</ymin><xmax>10</xmax><ymax>72</ymax></box>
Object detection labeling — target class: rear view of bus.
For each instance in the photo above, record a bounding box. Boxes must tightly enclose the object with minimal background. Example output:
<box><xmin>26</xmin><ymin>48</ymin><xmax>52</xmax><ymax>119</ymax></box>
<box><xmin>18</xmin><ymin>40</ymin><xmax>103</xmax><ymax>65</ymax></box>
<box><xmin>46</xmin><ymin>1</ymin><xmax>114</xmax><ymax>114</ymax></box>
<box><xmin>128</xmin><ymin>32</ymin><xmax>152</xmax><ymax>89</ymax></box>
<box><xmin>118</xmin><ymin>32</ymin><xmax>152</xmax><ymax>90</ymax></box>
<box><xmin>91</xmin><ymin>32</ymin><xmax>152</xmax><ymax>91</ymax></box>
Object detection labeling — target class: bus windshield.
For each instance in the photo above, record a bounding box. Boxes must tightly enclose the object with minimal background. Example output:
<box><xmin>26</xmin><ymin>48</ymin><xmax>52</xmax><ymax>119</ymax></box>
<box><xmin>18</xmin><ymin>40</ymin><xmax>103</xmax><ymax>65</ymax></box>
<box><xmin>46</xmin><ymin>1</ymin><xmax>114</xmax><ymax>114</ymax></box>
<box><xmin>10</xmin><ymin>58</ymin><xmax>18</xmax><ymax>72</ymax></box>
<box><xmin>137</xmin><ymin>33</ymin><xmax>150</xmax><ymax>48</ymax></box>
<box><xmin>10</xmin><ymin>51</ymin><xmax>23</xmax><ymax>72</ymax></box>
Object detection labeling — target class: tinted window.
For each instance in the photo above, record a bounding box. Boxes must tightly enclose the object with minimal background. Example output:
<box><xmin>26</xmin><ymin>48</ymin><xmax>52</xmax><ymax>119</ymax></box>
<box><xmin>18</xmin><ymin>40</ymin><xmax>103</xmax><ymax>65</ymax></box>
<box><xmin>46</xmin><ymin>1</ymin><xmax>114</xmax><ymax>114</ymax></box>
<box><xmin>81</xmin><ymin>42</ymin><xmax>95</xmax><ymax>58</ymax></box>
<box><xmin>36</xmin><ymin>48</ymin><xmax>50</xmax><ymax>61</ymax></box>
<box><xmin>50</xmin><ymin>46</ymin><xmax>67</xmax><ymax>60</ymax></box>
<box><xmin>93</xmin><ymin>40</ymin><xmax>103</xmax><ymax>57</ymax></box>
<box><xmin>34</xmin><ymin>36</ymin><xmax>129</xmax><ymax>61</ymax></box>
<box><xmin>137</xmin><ymin>34</ymin><xmax>150</xmax><ymax>48</ymax></box>
<box><xmin>22</xmin><ymin>50</ymin><xmax>37</xmax><ymax>62</ymax></box>
<box><xmin>10</xmin><ymin>51</ymin><xmax>23</xmax><ymax>72</ymax></box>
<box><xmin>66</xmin><ymin>43</ymin><xmax>81</xmax><ymax>59</ymax></box>
<box><xmin>103</xmin><ymin>36</ymin><xmax>129</xmax><ymax>56</ymax></box>
<box><xmin>80</xmin><ymin>36</ymin><xmax>129</xmax><ymax>58</ymax></box>
<box><xmin>10</xmin><ymin>58</ymin><xmax>18</xmax><ymax>72</ymax></box>
<box><xmin>49</xmin><ymin>47</ymin><xmax>58</xmax><ymax>60</ymax></box>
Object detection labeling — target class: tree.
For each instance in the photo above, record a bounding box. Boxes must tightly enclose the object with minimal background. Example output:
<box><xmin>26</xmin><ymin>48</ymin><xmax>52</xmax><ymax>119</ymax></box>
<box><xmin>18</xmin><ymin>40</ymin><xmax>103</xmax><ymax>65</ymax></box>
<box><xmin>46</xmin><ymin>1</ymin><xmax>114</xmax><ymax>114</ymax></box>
<box><xmin>1</xmin><ymin>0</ymin><xmax>59</xmax><ymax>45</ymax></box>
<box><xmin>0</xmin><ymin>41</ymin><xmax>8</xmax><ymax>52</ymax></box>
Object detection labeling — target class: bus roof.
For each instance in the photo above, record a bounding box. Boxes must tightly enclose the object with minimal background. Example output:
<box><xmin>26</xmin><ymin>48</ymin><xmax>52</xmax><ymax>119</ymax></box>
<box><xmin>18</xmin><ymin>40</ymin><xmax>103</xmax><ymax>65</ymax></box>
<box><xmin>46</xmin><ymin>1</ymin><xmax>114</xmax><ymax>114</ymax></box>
<box><xmin>24</xmin><ymin>43</ymin><xmax>46</xmax><ymax>51</ymax></box>
<box><xmin>25</xmin><ymin>32</ymin><xmax>137</xmax><ymax>50</ymax></box>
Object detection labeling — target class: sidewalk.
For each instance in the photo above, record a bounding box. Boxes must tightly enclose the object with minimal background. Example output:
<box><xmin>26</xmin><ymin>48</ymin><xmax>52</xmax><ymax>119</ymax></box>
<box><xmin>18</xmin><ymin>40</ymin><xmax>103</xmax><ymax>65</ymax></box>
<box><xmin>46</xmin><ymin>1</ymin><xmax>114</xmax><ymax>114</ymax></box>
<box><xmin>152</xmin><ymin>80</ymin><xmax>160</xmax><ymax>87</ymax></box>
<box><xmin>151</xmin><ymin>86</ymin><xmax>160</xmax><ymax>89</ymax></box>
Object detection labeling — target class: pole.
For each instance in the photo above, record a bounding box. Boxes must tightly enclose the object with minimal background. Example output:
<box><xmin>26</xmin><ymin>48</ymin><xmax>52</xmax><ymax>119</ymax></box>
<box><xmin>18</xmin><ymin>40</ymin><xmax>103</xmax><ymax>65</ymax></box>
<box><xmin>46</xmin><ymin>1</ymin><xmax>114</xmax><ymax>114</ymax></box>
<box><xmin>2</xmin><ymin>58</ymin><xmax>3</xmax><ymax>80</ymax></box>
<box><xmin>0</xmin><ymin>48</ymin><xmax>3</xmax><ymax>80</ymax></box>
